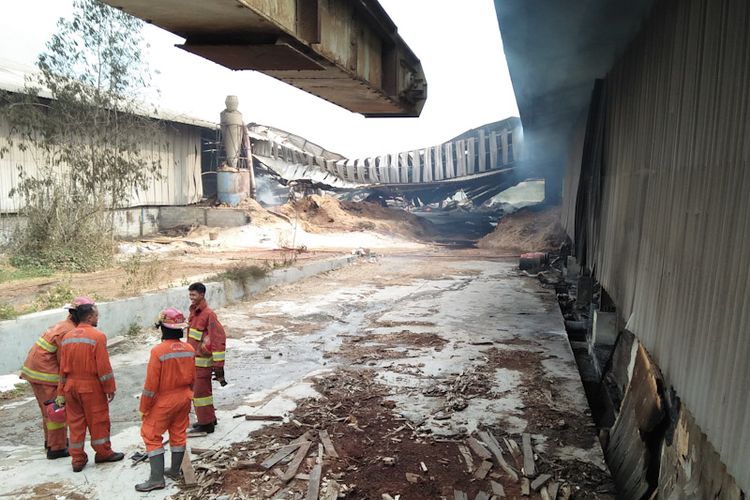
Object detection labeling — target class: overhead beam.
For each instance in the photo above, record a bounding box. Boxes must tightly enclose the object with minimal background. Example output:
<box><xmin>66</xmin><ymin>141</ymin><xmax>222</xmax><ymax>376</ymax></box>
<box><xmin>103</xmin><ymin>0</ymin><xmax>427</xmax><ymax>117</ymax></box>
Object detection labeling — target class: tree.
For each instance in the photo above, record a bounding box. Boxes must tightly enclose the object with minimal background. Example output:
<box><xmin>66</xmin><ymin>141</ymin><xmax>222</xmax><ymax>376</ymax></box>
<box><xmin>0</xmin><ymin>0</ymin><xmax>162</xmax><ymax>271</ymax></box>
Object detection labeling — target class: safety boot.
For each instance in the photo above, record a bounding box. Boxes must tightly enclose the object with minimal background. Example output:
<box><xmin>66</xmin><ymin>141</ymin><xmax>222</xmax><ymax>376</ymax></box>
<box><xmin>164</xmin><ymin>451</ymin><xmax>185</xmax><ymax>481</ymax></box>
<box><xmin>95</xmin><ymin>451</ymin><xmax>125</xmax><ymax>463</ymax></box>
<box><xmin>191</xmin><ymin>419</ymin><xmax>217</xmax><ymax>430</ymax></box>
<box><xmin>135</xmin><ymin>453</ymin><xmax>166</xmax><ymax>492</ymax></box>
<box><xmin>47</xmin><ymin>448</ymin><xmax>70</xmax><ymax>460</ymax></box>
<box><xmin>191</xmin><ymin>422</ymin><xmax>215</xmax><ymax>433</ymax></box>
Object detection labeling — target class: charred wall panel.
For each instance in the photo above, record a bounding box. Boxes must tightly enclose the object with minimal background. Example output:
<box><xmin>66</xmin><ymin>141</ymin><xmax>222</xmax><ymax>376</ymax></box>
<box><xmin>564</xmin><ymin>0</ymin><xmax>750</xmax><ymax>490</ymax></box>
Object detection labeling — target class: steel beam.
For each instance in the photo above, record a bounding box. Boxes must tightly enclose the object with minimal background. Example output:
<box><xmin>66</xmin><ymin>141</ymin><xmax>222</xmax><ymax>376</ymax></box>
<box><xmin>103</xmin><ymin>0</ymin><xmax>427</xmax><ymax>117</ymax></box>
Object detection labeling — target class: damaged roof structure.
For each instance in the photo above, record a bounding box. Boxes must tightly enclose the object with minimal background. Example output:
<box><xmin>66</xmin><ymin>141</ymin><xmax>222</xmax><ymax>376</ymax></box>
<box><xmin>249</xmin><ymin>117</ymin><xmax>526</xmax><ymax>206</ymax></box>
<box><xmin>494</xmin><ymin>0</ymin><xmax>750</xmax><ymax>496</ymax></box>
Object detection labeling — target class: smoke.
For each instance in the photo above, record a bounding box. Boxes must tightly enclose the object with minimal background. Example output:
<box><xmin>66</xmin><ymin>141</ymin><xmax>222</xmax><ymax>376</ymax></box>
<box><xmin>254</xmin><ymin>174</ymin><xmax>285</xmax><ymax>206</ymax></box>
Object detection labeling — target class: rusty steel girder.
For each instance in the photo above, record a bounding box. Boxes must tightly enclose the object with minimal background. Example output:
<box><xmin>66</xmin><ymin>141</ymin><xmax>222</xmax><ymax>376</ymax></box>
<box><xmin>102</xmin><ymin>0</ymin><xmax>427</xmax><ymax>117</ymax></box>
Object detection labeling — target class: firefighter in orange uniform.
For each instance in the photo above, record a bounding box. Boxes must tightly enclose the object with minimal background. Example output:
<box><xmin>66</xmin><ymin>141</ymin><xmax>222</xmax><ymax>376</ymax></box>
<box><xmin>20</xmin><ymin>296</ymin><xmax>93</xmax><ymax>459</ymax></box>
<box><xmin>57</xmin><ymin>303</ymin><xmax>124</xmax><ymax>472</ymax></box>
<box><xmin>136</xmin><ymin>308</ymin><xmax>195</xmax><ymax>492</ymax></box>
<box><xmin>187</xmin><ymin>282</ymin><xmax>226</xmax><ymax>433</ymax></box>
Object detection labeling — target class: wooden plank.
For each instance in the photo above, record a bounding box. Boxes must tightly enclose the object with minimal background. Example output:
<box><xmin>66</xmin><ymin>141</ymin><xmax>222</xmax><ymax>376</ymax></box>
<box><xmin>521</xmin><ymin>477</ymin><xmax>530</xmax><ymax>496</ymax></box>
<box><xmin>245</xmin><ymin>414</ymin><xmax>284</xmax><ymax>421</ymax></box>
<box><xmin>281</xmin><ymin>441</ymin><xmax>312</xmax><ymax>483</ymax></box>
<box><xmin>467</xmin><ymin>437</ymin><xmax>492</xmax><ymax>460</ymax></box>
<box><xmin>474</xmin><ymin>493</ymin><xmax>490</xmax><ymax>500</ymax></box>
<box><xmin>181</xmin><ymin>449</ymin><xmax>197</xmax><ymax>485</ymax></box>
<box><xmin>324</xmin><ymin>479</ymin><xmax>341</xmax><ymax>500</ymax></box>
<box><xmin>531</xmin><ymin>474</ymin><xmax>552</xmax><ymax>491</ymax></box>
<box><xmin>454</xmin><ymin>490</ymin><xmax>468</xmax><ymax>500</ymax></box>
<box><xmin>474</xmin><ymin>460</ymin><xmax>493</xmax><ymax>480</ymax></box>
<box><xmin>319</xmin><ymin>430</ymin><xmax>339</xmax><ymax>458</ymax></box>
<box><xmin>490</xmin><ymin>480</ymin><xmax>506</xmax><ymax>497</ymax></box>
<box><xmin>306</xmin><ymin>463</ymin><xmax>322</xmax><ymax>500</ymax></box>
<box><xmin>522</xmin><ymin>433</ymin><xmax>536</xmax><ymax>477</ymax></box>
<box><xmin>261</xmin><ymin>442</ymin><xmax>302</xmax><ymax>469</ymax></box>
<box><xmin>458</xmin><ymin>444</ymin><xmax>475</xmax><ymax>473</ymax></box>
<box><xmin>503</xmin><ymin>437</ymin><xmax>522</xmax><ymax>468</ymax></box>
<box><xmin>478</xmin><ymin>431</ymin><xmax>518</xmax><ymax>482</ymax></box>
<box><xmin>548</xmin><ymin>482</ymin><xmax>560</xmax><ymax>500</ymax></box>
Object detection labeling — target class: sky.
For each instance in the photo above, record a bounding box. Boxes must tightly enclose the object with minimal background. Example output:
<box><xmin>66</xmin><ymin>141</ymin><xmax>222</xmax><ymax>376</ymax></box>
<box><xmin>0</xmin><ymin>0</ymin><xmax>518</xmax><ymax>158</ymax></box>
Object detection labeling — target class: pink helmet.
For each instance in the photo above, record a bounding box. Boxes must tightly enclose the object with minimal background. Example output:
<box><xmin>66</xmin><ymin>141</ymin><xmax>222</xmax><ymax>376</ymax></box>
<box><xmin>46</xmin><ymin>401</ymin><xmax>66</xmax><ymax>424</ymax></box>
<box><xmin>158</xmin><ymin>308</ymin><xmax>188</xmax><ymax>329</ymax></box>
<box><xmin>64</xmin><ymin>296</ymin><xmax>95</xmax><ymax>311</ymax></box>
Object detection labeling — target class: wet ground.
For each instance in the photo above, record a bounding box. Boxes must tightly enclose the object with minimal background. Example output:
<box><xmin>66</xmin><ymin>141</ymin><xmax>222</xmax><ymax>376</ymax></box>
<box><xmin>0</xmin><ymin>255</ymin><xmax>612</xmax><ymax>499</ymax></box>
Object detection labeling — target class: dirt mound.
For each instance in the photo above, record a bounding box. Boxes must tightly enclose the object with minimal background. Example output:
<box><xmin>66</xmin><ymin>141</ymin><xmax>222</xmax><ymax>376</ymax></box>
<box><xmin>275</xmin><ymin>195</ymin><xmax>437</xmax><ymax>240</ymax></box>
<box><xmin>478</xmin><ymin>205</ymin><xmax>567</xmax><ymax>253</ymax></box>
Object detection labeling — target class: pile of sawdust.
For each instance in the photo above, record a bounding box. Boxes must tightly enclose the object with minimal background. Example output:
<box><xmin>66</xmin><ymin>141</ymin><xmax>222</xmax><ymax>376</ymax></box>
<box><xmin>238</xmin><ymin>197</ymin><xmax>287</xmax><ymax>226</ymax></box>
<box><xmin>478</xmin><ymin>205</ymin><xmax>567</xmax><ymax>253</ymax></box>
<box><xmin>275</xmin><ymin>195</ymin><xmax>436</xmax><ymax>240</ymax></box>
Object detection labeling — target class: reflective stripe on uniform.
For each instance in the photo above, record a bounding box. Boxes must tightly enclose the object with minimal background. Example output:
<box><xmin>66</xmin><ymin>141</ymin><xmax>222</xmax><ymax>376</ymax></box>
<box><xmin>99</xmin><ymin>373</ymin><xmax>114</xmax><ymax>382</ymax></box>
<box><xmin>62</xmin><ymin>337</ymin><xmax>96</xmax><ymax>346</ymax></box>
<box><xmin>148</xmin><ymin>448</ymin><xmax>165</xmax><ymax>457</ymax></box>
<box><xmin>35</xmin><ymin>337</ymin><xmax>57</xmax><ymax>353</ymax></box>
<box><xmin>212</xmin><ymin>351</ymin><xmax>225</xmax><ymax>362</ymax></box>
<box><xmin>46</xmin><ymin>421</ymin><xmax>66</xmax><ymax>431</ymax></box>
<box><xmin>159</xmin><ymin>351</ymin><xmax>194</xmax><ymax>362</ymax></box>
<box><xmin>195</xmin><ymin>357</ymin><xmax>212</xmax><ymax>368</ymax></box>
<box><xmin>21</xmin><ymin>365</ymin><xmax>60</xmax><ymax>383</ymax></box>
<box><xmin>193</xmin><ymin>395</ymin><xmax>213</xmax><ymax>407</ymax></box>
<box><xmin>70</xmin><ymin>441</ymin><xmax>85</xmax><ymax>449</ymax></box>
<box><xmin>142</xmin><ymin>389</ymin><xmax>155</xmax><ymax>398</ymax></box>
<box><xmin>188</xmin><ymin>328</ymin><xmax>203</xmax><ymax>341</ymax></box>
<box><xmin>171</xmin><ymin>446</ymin><xmax>186</xmax><ymax>452</ymax></box>
<box><xmin>91</xmin><ymin>436</ymin><xmax>110</xmax><ymax>446</ymax></box>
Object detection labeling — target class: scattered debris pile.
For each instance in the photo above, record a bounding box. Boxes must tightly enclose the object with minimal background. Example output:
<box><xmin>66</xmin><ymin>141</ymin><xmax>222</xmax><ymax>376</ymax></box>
<box><xmin>274</xmin><ymin>195</ymin><xmax>438</xmax><ymax>240</ymax></box>
<box><xmin>478</xmin><ymin>205</ymin><xmax>567</xmax><ymax>254</ymax></box>
<box><xmin>173</xmin><ymin>368</ymin><xmax>613</xmax><ymax>499</ymax></box>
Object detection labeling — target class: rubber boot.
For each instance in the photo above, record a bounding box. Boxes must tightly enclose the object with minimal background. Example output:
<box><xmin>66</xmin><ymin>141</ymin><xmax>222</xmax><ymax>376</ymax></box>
<box><xmin>47</xmin><ymin>448</ymin><xmax>70</xmax><ymax>460</ymax></box>
<box><xmin>164</xmin><ymin>451</ymin><xmax>184</xmax><ymax>481</ymax></box>
<box><xmin>135</xmin><ymin>453</ymin><xmax>166</xmax><ymax>492</ymax></box>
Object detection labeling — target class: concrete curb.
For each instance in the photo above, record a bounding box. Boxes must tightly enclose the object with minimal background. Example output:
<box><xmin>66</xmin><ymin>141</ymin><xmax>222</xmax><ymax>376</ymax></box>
<box><xmin>0</xmin><ymin>255</ymin><xmax>356</xmax><ymax>374</ymax></box>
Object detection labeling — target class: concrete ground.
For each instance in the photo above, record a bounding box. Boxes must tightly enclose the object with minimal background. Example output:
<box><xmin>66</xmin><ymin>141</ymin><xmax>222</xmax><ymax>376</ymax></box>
<box><xmin>0</xmin><ymin>255</ymin><xmax>612</xmax><ymax>499</ymax></box>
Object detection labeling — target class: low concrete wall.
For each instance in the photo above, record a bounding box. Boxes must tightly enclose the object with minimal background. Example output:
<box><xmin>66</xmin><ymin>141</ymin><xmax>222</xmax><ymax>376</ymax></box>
<box><xmin>0</xmin><ymin>255</ymin><xmax>355</xmax><ymax>374</ymax></box>
<box><xmin>158</xmin><ymin>206</ymin><xmax>249</xmax><ymax>230</ymax></box>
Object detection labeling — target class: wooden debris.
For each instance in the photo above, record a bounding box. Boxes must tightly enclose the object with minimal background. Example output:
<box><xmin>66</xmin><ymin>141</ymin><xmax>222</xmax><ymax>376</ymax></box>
<box><xmin>475</xmin><ymin>492</ymin><xmax>490</xmax><ymax>500</ymax></box>
<box><xmin>490</xmin><ymin>480</ymin><xmax>506</xmax><ymax>497</ymax></box>
<box><xmin>181</xmin><ymin>449</ymin><xmax>197</xmax><ymax>485</ymax></box>
<box><xmin>548</xmin><ymin>482</ymin><xmax>560</xmax><ymax>499</ymax></box>
<box><xmin>382</xmin><ymin>457</ymin><xmax>397</xmax><ymax>466</ymax></box>
<box><xmin>477</xmin><ymin>431</ymin><xmax>518</xmax><ymax>482</ymax></box>
<box><xmin>420</xmin><ymin>461</ymin><xmax>428</xmax><ymax>472</ymax></box>
<box><xmin>261</xmin><ymin>443</ymin><xmax>302</xmax><ymax>469</ymax></box>
<box><xmin>319</xmin><ymin>430</ymin><xmax>339</xmax><ymax>458</ymax></box>
<box><xmin>531</xmin><ymin>474</ymin><xmax>552</xmax><ymax>491</ymax></box>
<box><xmin>559</xmin><ymin>483</ymin><xmax>572</xmax><ymax>500</ymax></box>
<box><xmin>503</xmin><ymin>437</ymin><xmax>522</xmax><ymax>468</ymax></box>
<box><xmin>190</xmin><ymin>447</ymin><xmax>212</xmax><ymax>455</ymax></box>
<box><xmin>458</xmin><ymin>444</ymin><xmax>475</xmax><ymax>473</ymax></box>
<box><xmin>306</xmin><ymin>463</ymin><xmax>322</xmax><ymax>500</ymax></box>
<box><xmin>540</xmin><ymin>486</ymin><xmax>552</xmax><ymax>500</ymax></box>
<box><xmin>382</xmin><ymin>495</ymin><xmax>395</xmax><ymax>500</ymax></box>
<box><xmin>474</xmin><ymin>460</ymin><xmax>493</xmax><ymax>480</ymax></box>
<box><xmin>245</xmin><ymin>415</ymin><xmax>284</xmax><ymax>421</ymax></box>
<box><xmin>521</xmin><ymin>478</ymin><xmax>530</xmax><ymax>496</ymax></box>
<box><xmin>521</xmin><ymin>433</ymin><xmax>536</xmax><ymax>477</ymax></box>
<box><xmin>281</xmin><ymin>441</ymin><xmax>312</xmax><ymax>483</ymax></box>
<box><xmin>467</xmin><ymin>437</ymin><xmax>492</xmax><ymax>460</ymax></box>
<box><xmin>454</xmin><ymin>490</ymin><xmax>469</xmax><ymax>500</ymax></box>
<box><xmin>324</xmin><ymin>479</ymin><xmax>341</xmax><ymax>500</ymax></box>
<box><xmin>405</xmin><ymin>472</ymin><xmax>421</xmax><ymax>483</ymax></box>
<box><xmin>187</xmin><ymin>431</ymin><xmax>208</xmax><ymax>438</ymax></box>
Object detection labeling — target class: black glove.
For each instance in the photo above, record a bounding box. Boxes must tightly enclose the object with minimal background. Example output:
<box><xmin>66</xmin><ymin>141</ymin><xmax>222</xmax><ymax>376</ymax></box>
<box><xmin>213</xmin><ymin>367</ymin><xmax>227</xmax><ymax>386</ymax></box>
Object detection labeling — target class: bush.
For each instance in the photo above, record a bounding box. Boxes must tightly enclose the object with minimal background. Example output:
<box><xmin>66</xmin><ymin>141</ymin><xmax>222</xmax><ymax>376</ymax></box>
<box><xmin>213</xmin><ymin>264</ymin><xmax>269</xmax><ymax>282</ymax></box>
<box><xmin>0</xmin><ymin>302</ymin><xmax>17</xmax><ymax>320</ymax></box>
<box><xmin>33</xmin><ymin>282</ymin><xmax>75</xmax><ymax>311</ymax></box>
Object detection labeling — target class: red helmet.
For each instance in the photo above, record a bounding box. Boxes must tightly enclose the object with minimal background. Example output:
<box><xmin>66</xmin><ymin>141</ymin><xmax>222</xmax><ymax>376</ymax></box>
<box><xmin>158</xmin><ymin>307</ymin><xmax>188</xmax><ymax>329</ymax></box>
<box><xmin>64</xmin><ymin>296</ymin><xmax>95</xmax><ymax>311</ymax></box>
<box><xmin>46</xmin><ymin>401</ymin><xmax>66</xmax><ymax>424</ymax></box>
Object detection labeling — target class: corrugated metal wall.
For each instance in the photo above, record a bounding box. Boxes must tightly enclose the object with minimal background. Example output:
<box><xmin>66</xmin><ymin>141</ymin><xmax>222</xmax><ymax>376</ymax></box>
<box><xmin>0</xmin><ymin>121</ymin><xmax>203</xmax><ymax>213</ymax></box>
<box><xmin>563</xmin><ymin>0</ymin><xmax>750</xmax><ymax>490</ymax></box>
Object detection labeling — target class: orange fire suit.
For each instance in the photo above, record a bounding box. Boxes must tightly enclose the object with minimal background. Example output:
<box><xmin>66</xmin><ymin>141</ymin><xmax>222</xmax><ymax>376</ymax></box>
<box><xmin>187</xmin><ymin>299</ymin><xmax>226</xmax><ymax>425</ymax></box>
<box><xmin>140</xmin><ymin>339</ymin><xmax>195</xmax><ymax>456</ymax></box>
<box><xmin>57</xmin><ymin>324</ymin><xmax>117</xmax><ymax>467</ymax></box>
<box><xmin>20</xmin><ymin>318</ymin><xmax>76</xmax><ymax>451</ymax></box>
